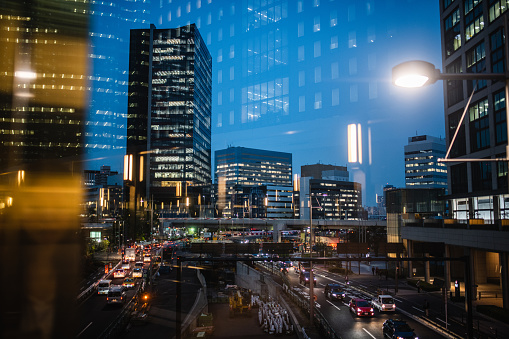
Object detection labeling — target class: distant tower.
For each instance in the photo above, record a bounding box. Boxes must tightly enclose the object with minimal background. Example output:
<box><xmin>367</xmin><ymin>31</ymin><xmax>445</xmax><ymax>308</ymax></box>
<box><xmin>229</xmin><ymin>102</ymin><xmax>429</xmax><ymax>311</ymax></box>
<box><xmin>404</xmin><ymin>135</ymin><xmax>447</xmax><ymax>190</ymax></box>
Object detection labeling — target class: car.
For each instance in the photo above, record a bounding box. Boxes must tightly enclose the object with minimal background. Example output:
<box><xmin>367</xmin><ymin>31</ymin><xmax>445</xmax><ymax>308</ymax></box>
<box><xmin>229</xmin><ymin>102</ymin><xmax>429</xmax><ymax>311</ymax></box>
<box><xmin>107</xmin><ymin>286</ymin><xmax>127</xmax><ymax>305</ymax></box>
<box><xmin>132</xmin><ymin>267</ymin><xmax>143</xmax><ymax>278</ymax></box>
<box><xmin>349</xmin><ymin>298</ymin><xmax>374</xmax><ymax>317</ymax></box>
<box><xmin>324</xmin><ymin>283</ymin><xmax>346</xmax><ymax>300</ymax></box>
<box><xmin>299</xmin><ymin>271</ymin><xmax>317</xmax><ymax>286</ymax></box>
<box><xmin>113</xmin><ymin>269</ymin><xmax>126</xmax><ymax>278</ymax></box>
<box><xmin>382</xmin><ymin>319</ymin><xmax>418</xmax><ymax>339</ymax></box>
<box><xmin>143</xmin><ymin>254</ymin><xmax>151</xmax><ymax>263</ymax></box>
<box><xmin>135</xmin><ymin>261</ymin><xmax>144</xmax><ymax>268</ymax></box>
<box><xmin>121</xmin><ymin>261</ymin><xmax>130</xmax><ymax>270</ymax></box>
<box><xmin>97</xmin><ymin>279</ymin><xmax>112</xmax><ymax>295</ymax></box>
<box><xmin>122</xmin><ymin>277</ymin><xmax>135</xmax><ymax>289</ymax></box>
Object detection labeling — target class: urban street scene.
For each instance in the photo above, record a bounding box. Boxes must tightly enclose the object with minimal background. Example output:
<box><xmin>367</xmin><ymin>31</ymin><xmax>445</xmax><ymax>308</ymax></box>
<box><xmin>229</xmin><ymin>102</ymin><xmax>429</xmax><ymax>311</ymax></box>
<box><xmin>2</xmin><ymin>1</ymin><xmax>509</xmax><ymax>339</ymax></box>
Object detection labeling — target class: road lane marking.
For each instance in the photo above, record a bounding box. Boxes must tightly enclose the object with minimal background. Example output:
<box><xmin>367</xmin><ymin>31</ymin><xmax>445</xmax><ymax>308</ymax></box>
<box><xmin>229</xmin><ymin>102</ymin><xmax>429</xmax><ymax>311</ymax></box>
<box><xmin>412</xmin><ymin>306</ymin><xmax>424</xmax><ymax>312</ymax></box>
<box><xmin>363</xmin><ymin>328</ymin><xmax>376</xmax><ymax>339</ymax></box>
<box><xmin>436</xmin><ymin>317</ymin><xmax>450</xmax><ymax>326</ymax></box>
<box><xmin>394</xmin><ymin>297</ymin><xmax>403</xmax><ymax>302</ymax></box>
<box><xmin>319</xmin><ymin>283</ymin><xmax>325</xmax><ymax>287</ymax></box>
<box><xmin>327</xmin><ymin>300</ymin><xmax>341</xmax><ymax>311</ymax></box>
<box><xmin>77</xmin><ymin>322</ymin><xmax>93</xmax><ymax>337</ymax></box>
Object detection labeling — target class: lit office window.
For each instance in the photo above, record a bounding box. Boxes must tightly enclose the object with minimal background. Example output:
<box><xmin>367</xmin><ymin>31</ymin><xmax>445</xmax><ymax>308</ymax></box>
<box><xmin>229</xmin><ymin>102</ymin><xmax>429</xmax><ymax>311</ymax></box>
<box><xmin>314</xmin><ymin>92</ymin><xmax>322</xmax><ymax>109</ymax></box>
<box><xmin>298</xmin><ymin>71</ymin><xmax>305</xmax><ymax>87</ymax></box>
<box><xmin>299</xmin><ymin>96</ymin><xmax>305</xmax><ymax>112</ymax></box>
<box><xmin>331</xmin><ymin>62</ymin><xmax>339</xmax><ymax>79</ymax></box>
<box><xmin>349</xmin><ymin>31</ymin><xmax>356</xmax><ymax>48</ymax></box>
<box><xmin>314</xmin><ymin>66</ymin><xmax>321</xmax><ymax>83</ymax></box>
<box><xmin>313</xmin><ymin>16</ymin><xmax>320</xmax><ymax>32</ymax></box>
<box><xmin>331</xmin><ymin>36</ymin><xmax>338</xmax><ymax>49</ymax></box>
<box><xmin>314</xmin><ymin>41</ymin><xmax>321</xmax><ymax>57</ymax></box>
<box><xmin>298</xmin><ymin>45</ymin><xmax>304</xmax><ymax>61</ymax></box>
<box><xmin>330</xmin><ymin>10</ymin><xmax>337</xmax><ymax>27</ymax></box>
<box><xmin>332</xmin><ymin>88</ymin><xmax>339</xmax><ymax>106</ymax></box>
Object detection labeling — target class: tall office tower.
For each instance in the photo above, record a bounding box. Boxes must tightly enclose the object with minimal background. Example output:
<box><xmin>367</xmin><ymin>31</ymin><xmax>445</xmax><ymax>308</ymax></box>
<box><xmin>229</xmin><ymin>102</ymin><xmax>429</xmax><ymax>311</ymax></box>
<box><xmin>404</xmin><ymin>135</ymin><xmax>448</xmax><ymax>189</ymax></box>
<box><xmin>154</xmin><ymin>1</ymin><xmax>444</xmax><ymax>206</ymax></box>
<box><xmin>126</xmin><ymin>24</ymin><xmax>212</xmax><ymax>224</ymax></box>
<box><xmin>86</xmin><ymin>1</ymin><xmax>151</xmax><ymax>170</ymax></box>
<box><xmin>0</xmin><ymin>1</ymin><xmax>89</xmax><ymax>337</ymax></box>
<box><xmin>215</xmin><ymin>146</ymin><xmax>292</xmax><ymax>217</ymax></box>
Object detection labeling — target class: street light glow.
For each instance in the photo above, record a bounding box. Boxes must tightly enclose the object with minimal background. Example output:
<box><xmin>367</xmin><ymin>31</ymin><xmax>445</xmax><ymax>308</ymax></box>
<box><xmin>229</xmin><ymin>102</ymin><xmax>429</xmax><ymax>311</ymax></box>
<box><xmin>394</xmin><ymin>74</ymin><xmax>429</xmax><ymax>88</ymax></box>
<box><xmin>392</xmin><ymin>60</ymin><xmax>438</xmax><ymax>88</ymax></box>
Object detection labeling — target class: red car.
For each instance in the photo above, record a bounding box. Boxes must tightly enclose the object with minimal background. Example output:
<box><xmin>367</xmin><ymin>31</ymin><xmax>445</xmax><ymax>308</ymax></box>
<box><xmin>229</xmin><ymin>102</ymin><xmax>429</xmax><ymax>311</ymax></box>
<box><xmin>349</xmin><ymin>298</ymin><xmax>374</xmax><ymax>317</ymax></box>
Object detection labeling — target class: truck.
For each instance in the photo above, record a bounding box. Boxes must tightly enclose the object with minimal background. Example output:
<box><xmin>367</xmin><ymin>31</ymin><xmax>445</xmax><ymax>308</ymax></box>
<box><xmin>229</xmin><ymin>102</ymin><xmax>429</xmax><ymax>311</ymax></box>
<box><xmin>371</xmin><ymin>294</ymin><xmax>396</xmax><ymax>312</ymax></box>
<box><xmin>125</xmin><ymin>247</ymin><xmax>136</xmax><ymax>262</ymax></box>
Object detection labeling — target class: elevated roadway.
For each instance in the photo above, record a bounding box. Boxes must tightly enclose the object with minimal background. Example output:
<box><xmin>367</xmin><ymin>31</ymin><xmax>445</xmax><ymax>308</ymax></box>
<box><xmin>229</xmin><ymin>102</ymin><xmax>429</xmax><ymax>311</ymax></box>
<box><xmin>160</xmin><ymin>217</ymin><xmax>386</xmax><ymax>230</ymax></box>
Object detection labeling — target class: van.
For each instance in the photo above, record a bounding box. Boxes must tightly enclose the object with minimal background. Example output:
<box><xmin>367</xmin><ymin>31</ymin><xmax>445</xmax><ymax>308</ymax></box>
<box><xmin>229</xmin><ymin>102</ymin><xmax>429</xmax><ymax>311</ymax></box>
<box><xmin>97</xmin><ymin>279</ymin><xmax>112</xmax><ymax>295</ymax></box>
<box><xmin>107</xmin><ymin>286</ymin><xmax>127</xmax><ymax>304</ymax></box>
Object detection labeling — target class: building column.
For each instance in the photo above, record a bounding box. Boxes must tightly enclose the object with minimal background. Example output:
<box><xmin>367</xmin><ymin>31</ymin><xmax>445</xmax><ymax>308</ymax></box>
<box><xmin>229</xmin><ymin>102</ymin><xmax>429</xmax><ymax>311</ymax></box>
<box><xmin>500</xmin><ymin>252</ymin><xmax>509</xmax><ymax>309</ymax></box>
<box><xmin>406</xmin><ymin>240</ymin><xmax>414</xmax><ymax>279</ymax></box>
<box><xmin>424</xmin><ymin>253</ymin><xmax>430</xmax><ymax>283</ymax></box>
<box><xmin>464</xmin><ymin>247</ymin><xmax>477</xmax><ymax>301</ymax></box>
<box><xmin>445</xmin><ymin>245</ymin><xmax>452</xmax><ymax>295</ymax></box>
<box><xmin>272</xmin><ymin>221</ymin><xmax>285</xmax><ymax>243</ymax></box>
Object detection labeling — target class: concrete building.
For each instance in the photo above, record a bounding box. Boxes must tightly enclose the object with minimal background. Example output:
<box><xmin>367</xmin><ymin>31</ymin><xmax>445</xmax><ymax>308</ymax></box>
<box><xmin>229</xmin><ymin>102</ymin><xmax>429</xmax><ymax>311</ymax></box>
<box><xmin>405</xmin><ymin>135</ymin><xmax>448</xmax><ymax>189</ymax></box>
<box><xmin>214</xmin><ymin>146</ymin><xmax>293</xmax><ymax>218</ymax></box>
<box><xmin>126</xmin><ymin>24</ymin><xmax>212</xmax><ymax>227</ymax></box>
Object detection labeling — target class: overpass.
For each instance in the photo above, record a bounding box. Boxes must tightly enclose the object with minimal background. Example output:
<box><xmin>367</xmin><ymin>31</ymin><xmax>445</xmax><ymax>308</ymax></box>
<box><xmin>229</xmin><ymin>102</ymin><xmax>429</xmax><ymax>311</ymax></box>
<box><xmin>159</xmin><ymin>218</ymin><xmax>386</xmax><ymax>238</ymax></box>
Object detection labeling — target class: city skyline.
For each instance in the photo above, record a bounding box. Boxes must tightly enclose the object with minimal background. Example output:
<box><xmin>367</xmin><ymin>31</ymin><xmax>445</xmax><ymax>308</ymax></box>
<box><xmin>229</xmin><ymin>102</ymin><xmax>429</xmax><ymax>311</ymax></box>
<box><xmin>85</xmin><ymin>1</ymin><xmax>445</xmax><ymax>206</ymax></box>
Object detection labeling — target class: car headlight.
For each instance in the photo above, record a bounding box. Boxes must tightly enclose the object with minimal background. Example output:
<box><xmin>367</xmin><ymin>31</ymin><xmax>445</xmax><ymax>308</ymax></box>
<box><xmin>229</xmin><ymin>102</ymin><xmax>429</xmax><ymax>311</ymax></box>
<box><xmin>370</xmin><ymin>308</ymin><xmax>374</xmax><ymax>312</ymax></box>
<box><xmin>332</xmin><ymin>293</ymin><xmax>337</xmax><ymax>297</ymax></box>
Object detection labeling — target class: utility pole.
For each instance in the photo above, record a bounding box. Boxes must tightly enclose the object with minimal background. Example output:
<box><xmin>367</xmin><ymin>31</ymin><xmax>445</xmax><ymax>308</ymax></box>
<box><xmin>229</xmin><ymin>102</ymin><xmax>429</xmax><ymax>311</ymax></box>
<box><xmin>309</xmin><ymin>194</ymin><xmax>314</xmax><ymax>323</ymax></box>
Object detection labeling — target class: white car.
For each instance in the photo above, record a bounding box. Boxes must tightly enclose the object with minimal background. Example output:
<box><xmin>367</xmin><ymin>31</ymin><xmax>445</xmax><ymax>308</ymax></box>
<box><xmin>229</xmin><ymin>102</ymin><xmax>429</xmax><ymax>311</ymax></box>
<box><xmin>132</xmin><ymin>268</ymin><xmax>142</xmax><ymax>278</ymax></box>
<box><xmin>113</xmin><ymin>269</ymin><xmax>126</xmax><ymax>278</ymax></box>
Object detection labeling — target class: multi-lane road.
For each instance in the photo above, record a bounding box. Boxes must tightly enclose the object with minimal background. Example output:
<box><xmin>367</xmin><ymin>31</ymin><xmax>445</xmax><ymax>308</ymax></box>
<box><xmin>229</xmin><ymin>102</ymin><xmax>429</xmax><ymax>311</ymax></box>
<box><xmin>259</xmin><ymin>261</ymin><xmax>446</xmax><ymax>339</ymax></box>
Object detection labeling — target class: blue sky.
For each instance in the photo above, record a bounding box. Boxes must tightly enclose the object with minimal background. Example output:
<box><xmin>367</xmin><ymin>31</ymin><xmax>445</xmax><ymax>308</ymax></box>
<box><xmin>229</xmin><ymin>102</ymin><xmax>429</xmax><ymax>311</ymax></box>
<box><xmin>86</xmin><ymin>0</ymin><xmax>445</xmax><ymax>206</ymax></box>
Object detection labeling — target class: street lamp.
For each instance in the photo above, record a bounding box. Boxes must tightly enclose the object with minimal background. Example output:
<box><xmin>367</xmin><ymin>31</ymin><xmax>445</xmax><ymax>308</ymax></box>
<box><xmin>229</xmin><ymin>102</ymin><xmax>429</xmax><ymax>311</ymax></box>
<box><xmin>392</xmin><ymin>60</ymin><xmax>509</xmax><ymax>163</ymax></box>
<box><xmin>392</xmin><ymin>59</ymin><xmax>509</xmax><ymax>339</ymax></box>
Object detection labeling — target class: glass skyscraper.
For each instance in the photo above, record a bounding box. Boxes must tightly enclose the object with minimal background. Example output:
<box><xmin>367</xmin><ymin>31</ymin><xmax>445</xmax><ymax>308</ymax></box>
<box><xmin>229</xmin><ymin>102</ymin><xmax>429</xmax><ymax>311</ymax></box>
<box><xmin>154</xmin><ymin>0</ymin><xmax>444</xmax><ymax>206</ymax></box>
<box><xmin>127</xmin><ymin>24</ymin><xmax>212</xmax><ymax>210</ymax></box>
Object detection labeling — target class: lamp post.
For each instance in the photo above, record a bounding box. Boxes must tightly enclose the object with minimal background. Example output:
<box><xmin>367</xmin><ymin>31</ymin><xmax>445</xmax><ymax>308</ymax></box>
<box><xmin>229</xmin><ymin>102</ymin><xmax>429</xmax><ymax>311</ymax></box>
<box><xmin>391</xmin><ymin>60</ymin><xmax>509</xmax><ymax>339</ymax></box>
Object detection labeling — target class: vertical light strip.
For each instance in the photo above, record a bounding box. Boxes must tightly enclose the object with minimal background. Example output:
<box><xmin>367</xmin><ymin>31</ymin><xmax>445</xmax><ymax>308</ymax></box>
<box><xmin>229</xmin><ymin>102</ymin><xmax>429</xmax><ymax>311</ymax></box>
<box><xmin>368</xmin><ymin>127</ymin><xmax>372</xmax><ymax>165</ymax></box>
<box><xmin>357</xmin><ymin>124</ymin><xmax>362</xmax><ymax>164</ymax></box>
<box><xmin>128</xmin><ymin>154</ymin><xmax>133</xmax><ymax>181</ymax></box>
<box><xmin>123</xmin><ymin>155</ymin><xmax>129</xmax><ymax>180</ymax></box>
<box><xmin>139</xmin><ymin>156</ymin><xmax>144</xmax><ymax>182</ymax></box>
<box><xmin>347</xmin><ymin>124</ymin><xmax>357</xmax><ymax>163</ymax></box>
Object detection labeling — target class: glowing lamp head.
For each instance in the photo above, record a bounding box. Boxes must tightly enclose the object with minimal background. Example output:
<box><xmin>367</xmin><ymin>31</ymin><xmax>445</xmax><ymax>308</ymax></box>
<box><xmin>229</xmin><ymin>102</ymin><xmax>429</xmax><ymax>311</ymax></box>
<box><xmin>392</xmin><ymin>60</ymin><xmax>439</xmax><ymax>88</ymax></box>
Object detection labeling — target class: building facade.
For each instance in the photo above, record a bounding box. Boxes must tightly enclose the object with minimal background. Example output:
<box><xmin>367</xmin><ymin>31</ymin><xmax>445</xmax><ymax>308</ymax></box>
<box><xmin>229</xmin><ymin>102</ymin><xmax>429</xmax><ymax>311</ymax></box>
<box><xmin>214</xmin><ymin>146</ymin><xmax>292</xmax><ymax>218</ymax></box>
<box><xmin>299</xmin><ymin>164</ymin><xmax>362</xmax><ymax>220</ymax></box>
<box><xmin>398</xmin><ymin>0</ymin><xmax>509</xmax><ymax>309</ymax></box>
<box><xmin>404</xmin><ymin>135</ymin><xmax>448</xmax><ymax>189</ymax></box>
<box><xmin>126</xmin><ymin>24</ymin><xmax>212</xmax><ymax>212</ymax></box>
